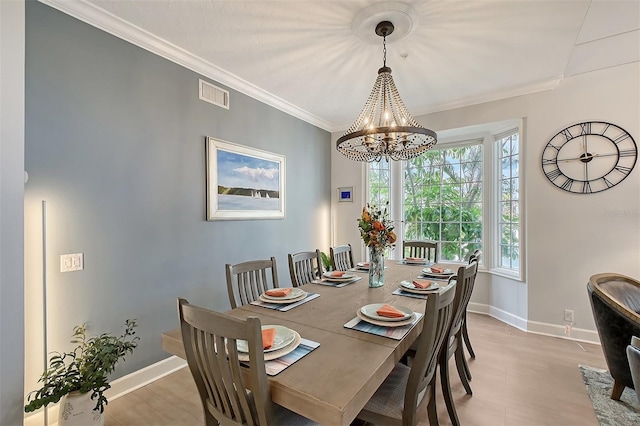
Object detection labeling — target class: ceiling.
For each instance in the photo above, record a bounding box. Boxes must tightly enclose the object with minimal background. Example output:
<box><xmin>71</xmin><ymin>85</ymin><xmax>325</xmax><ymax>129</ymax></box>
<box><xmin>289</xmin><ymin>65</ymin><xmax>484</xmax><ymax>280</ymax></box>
<box><xmin>44</xmin><ymin>0</ymin><xmax>640</xmax><ymax>132</ymax></box>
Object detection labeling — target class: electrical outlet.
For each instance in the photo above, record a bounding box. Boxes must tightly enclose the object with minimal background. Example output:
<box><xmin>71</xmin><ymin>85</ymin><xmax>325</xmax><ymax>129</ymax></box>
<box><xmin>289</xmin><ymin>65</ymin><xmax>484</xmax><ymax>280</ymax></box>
<box><xmin>564</xmin><ymin>309</ymin><xmax>574</xmax><ymax>323</ymax></box>
<box><xmin>60</xmin><ymin>253</ymin><xmax>84</xmax><ymax>272</ymax></box>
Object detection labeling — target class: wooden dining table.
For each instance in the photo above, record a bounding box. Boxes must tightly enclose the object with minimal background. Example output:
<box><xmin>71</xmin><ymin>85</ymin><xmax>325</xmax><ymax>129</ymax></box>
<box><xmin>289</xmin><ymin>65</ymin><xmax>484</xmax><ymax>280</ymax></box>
<box><xmin>161</xmin><ymin>260</ymin><xmax>456</xmax><ymax>425</ymax></box>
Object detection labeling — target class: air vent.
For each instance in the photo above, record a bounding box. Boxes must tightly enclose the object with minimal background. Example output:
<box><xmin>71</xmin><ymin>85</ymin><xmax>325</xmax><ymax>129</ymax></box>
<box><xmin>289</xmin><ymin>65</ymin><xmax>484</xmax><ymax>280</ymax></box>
<box><xmin>199</xmin><ymin>79</ymin><xmax>229</xmax><ymax>109</ymax></box>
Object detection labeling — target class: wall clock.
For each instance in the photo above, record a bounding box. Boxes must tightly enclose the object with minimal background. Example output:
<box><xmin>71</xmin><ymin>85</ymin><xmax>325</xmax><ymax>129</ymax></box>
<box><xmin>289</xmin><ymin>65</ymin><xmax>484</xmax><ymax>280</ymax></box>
<box><xmin>541</xmin><ymin>121</ymin><xmax>637</xmax><ymax>194</ymax></box>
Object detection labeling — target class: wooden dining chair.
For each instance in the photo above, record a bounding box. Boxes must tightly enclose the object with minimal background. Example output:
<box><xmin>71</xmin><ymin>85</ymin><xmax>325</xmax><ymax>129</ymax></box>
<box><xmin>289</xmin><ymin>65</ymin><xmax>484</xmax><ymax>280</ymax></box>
<box><xmin>177</xmin><ymin>298</ymin><xmax>318</xmax><ymax>426</ymax></box>
<box><xmin>330</xmin><ymin>244</ymin><xmax>354</xmax><ymax>271</ymax></box>
<box><xmin>439</xmin><ymin>261</ymin><xmax>479</xmax><ymax>426</ymax></box>
<box><xmin>402</xmin><ymin>240</ymin><xmax>438</xmax><ymax>263</ymax></box>
<box><xmin>225</xmin><ymin>257</ymin><xmax>279</xmax><ymax>309</ymax></box>
<box><xmin>462</xmin><ymin>250</ymin><xmax>481</xmax><ymax>359</ymax></box>
<box><xmin>288</xmin><ymin>249</ymin><xmax>323</xmax><ymax>287</ymax></box>
<box><xmin>356</xmin><ymin>282</ymin><xmax>456</xmax><ymax>426</ymax></box>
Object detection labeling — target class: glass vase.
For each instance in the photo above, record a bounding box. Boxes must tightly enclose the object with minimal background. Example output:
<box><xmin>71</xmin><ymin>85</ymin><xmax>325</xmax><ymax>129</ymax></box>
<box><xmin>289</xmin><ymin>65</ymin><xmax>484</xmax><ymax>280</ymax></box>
<box><xmin>368</xmin><ymin>246</ymin><xmax>385</xmax><ymax>288</ymax></box>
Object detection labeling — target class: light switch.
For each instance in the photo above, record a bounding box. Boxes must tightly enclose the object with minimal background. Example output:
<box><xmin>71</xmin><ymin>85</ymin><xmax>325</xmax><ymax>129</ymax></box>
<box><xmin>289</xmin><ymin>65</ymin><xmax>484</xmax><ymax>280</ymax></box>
<box><xmin>60</xmin><ymin>253</ymin><xmax>84</xmax><ymax>272</ymax></box>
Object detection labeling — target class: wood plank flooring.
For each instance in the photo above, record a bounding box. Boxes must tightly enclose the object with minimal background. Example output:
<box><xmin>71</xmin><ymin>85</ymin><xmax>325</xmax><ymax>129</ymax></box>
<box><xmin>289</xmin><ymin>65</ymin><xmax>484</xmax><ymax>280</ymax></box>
<box><xmin>104</xmin><ymin>313</ymin><xmax>607</xmax><ymax>425</ymax></box>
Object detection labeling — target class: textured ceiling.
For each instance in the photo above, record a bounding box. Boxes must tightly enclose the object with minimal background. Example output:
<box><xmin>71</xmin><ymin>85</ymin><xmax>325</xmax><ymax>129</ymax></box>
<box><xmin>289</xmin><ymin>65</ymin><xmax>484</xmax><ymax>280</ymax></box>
<box><xmin>45</xmin><ymin>0</ymin><xmax>640</xmax><ymax>131</ymax></box>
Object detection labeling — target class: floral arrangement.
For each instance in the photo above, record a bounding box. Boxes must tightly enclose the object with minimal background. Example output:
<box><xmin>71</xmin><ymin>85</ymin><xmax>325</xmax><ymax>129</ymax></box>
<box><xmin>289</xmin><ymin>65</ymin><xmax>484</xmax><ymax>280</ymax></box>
<box><xmin>358</xmin><ymin>202</ymin><xmax>397</xmax><ymax>250</ymax></box>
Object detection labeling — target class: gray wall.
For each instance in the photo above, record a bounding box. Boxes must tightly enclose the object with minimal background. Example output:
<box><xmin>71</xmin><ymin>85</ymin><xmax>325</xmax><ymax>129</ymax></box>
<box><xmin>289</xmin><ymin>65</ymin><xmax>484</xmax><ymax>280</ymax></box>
<box><xmin>24</xmin><ymin>0</ymin><xmax>330</xmax><ymax>390</ymax></box>
<box><xmin>1</xmin><ymin>1</ymin><xmax>25</xmax><ymax>425</ymax></box>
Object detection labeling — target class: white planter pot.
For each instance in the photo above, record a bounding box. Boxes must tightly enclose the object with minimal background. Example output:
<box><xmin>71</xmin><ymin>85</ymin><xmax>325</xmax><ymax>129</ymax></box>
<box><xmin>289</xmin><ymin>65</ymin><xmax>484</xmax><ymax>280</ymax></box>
<box><xmin>58</xmin><ymin>391</ymin><xmax>104</xmax><ymax>426</ymax></box>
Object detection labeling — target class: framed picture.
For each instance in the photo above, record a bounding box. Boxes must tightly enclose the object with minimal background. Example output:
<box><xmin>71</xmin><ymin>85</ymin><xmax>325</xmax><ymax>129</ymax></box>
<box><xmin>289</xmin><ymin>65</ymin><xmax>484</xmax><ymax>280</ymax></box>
<box><xmin>206</xmin><ymin>137</ymin><xmax>285</xmax><ymax>220</ymax></box>
<box><xmin>338</xmin><ymin>186</ymin><xmax>354</xmax><ymax>202</ymax></box>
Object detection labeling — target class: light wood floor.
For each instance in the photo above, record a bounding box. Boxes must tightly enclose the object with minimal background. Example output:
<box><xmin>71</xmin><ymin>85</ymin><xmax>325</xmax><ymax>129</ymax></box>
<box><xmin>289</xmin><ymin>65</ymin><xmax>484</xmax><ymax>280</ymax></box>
<box><xmin>104</xmin><ymin>313</ymin><xmax>607</xmax><ymax>425</ymax></box>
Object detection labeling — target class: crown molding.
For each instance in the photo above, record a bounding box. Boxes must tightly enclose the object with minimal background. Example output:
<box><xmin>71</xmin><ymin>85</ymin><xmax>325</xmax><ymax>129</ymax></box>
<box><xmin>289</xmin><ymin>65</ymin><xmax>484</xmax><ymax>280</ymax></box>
<box><xmin>38</xmin><ymin>0</ymin><xmax>334</xmax><ymax>132</ymax></box>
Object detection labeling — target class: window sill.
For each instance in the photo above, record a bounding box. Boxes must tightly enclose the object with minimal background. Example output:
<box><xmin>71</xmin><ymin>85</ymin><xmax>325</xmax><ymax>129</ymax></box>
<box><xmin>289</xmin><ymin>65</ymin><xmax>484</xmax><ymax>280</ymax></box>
<box><xmin>488</xmin><ymin>267</ymin><xmax>523</xmax><ymax>282</ymax></box>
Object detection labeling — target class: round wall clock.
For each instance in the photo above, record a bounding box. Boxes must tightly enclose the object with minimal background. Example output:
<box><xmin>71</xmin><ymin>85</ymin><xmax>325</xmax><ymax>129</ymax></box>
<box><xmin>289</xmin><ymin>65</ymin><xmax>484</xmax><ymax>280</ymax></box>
<box><xmin>541</xmin><ymin>121</ymin><xmax>637</xmax><ymax>194</ymax></box>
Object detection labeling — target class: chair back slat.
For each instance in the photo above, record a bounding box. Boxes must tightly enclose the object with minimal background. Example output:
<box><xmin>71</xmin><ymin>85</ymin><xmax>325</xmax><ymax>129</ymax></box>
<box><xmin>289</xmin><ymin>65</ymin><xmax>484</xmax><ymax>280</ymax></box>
<box><xmin>402</xmin><ymin>240</ymin><xmax>438</xmax><ymax>263</ymax></box>
<box><xmin>288</xmin><ymin>250</ymin><xmax>322</xmax><ymax>287</ymax></box>
<box><xmin>330</xmin><ymin>244</ymin><xmax>354</xmax><ymax>271</ymax></box>
<box><xmin>449</xmin><ymin>262</ymin><xmax>478</xmax><ymax>337</ymax></box>
<box><xmin>226</xmin><ymin>257</ymin><xmax>279</xmax><ymax>308</ymax></box>
<box><xmin>178</xmin><ymin>299</ymin><xmax>272</xmax><ymax>425</ymax></box>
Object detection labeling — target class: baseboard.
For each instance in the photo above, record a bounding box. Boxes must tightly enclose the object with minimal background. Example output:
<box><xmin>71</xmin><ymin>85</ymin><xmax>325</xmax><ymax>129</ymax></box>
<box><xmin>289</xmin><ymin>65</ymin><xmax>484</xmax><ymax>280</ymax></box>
<box><xmin>526</xmin><ymin>320</ymin><xmax>600</xmax><ymax>345</ymax></box>
<box><xmin>24</xmin><ymin>356</ymin><xmax>187</xmax><ymax>426</ymax></box>
<box><xmin>468</xmin><ymin>302</ymin><xmax>600</xmax><ymax>345</ymax></box>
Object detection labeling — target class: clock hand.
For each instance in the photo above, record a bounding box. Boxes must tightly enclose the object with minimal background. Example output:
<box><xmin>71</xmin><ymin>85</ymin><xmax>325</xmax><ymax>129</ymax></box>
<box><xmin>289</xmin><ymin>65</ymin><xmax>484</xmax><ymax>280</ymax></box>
<box><xmin>557</xmin><ymin>152</ymin><xmax>616</xmax><ymax>163</ymax></box>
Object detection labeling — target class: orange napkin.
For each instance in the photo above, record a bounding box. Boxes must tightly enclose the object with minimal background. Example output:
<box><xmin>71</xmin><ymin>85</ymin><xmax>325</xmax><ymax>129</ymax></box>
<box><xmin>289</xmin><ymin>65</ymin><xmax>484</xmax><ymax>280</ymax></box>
<box><xmin>331</xmin><ymin>271</ymin><xmax>346</xmax><ymax>277</ymax></box>
<box><xmin>362</xmin><ymin>262</ymin><xmax>370</xmax><ymax>266</ymax></box>
<box><xmin>407</xmin><ymin>257</ymin><xmax>424</xmax><ymax>261</ymax></box>
<box><xmin>376</xmin><ymin>304</ymin><xmax>406</xmax><ymax>318</ymax></box>
<box><xmin>413</xmin><ymin>279</ymin><xmax>432</xmax><ymax>289</ymax></box>
<box><xmin>265</xmin><ymin>288</ymin><xmax>292</xmax><ymax>297</ymax></box>
<box><xmin>430</xmin><ymin>267</ymin><xmax>445</xmax><ymax>274</ymax></box>
<box><xmin>262</xmin><ymin>328</ymin><xmax>276</xmax><ymax>349</ymax></box>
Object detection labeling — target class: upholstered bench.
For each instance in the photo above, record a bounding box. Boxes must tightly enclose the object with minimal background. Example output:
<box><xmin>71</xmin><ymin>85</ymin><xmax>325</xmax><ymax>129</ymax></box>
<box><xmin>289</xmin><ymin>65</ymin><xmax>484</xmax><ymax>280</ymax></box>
<box><xmin>588</xmin><ymin>273</ymin><xmax>640</xmax><ymax>400</ymax></box>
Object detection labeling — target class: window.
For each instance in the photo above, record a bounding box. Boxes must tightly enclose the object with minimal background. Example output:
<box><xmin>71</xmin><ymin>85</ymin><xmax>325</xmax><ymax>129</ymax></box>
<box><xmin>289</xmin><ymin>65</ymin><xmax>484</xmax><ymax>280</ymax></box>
<box><xmin>497</xmin><ymin>131</ymin><xmax>520</xmax><ymax>271</ymax></box>
<box><xmin>369</xmin><ymin>158</ymin><xmax>391</xmax><ymax>206</ymax></box>
<box><xmin>403</xmin><ymin>142</ymin><xmax>483</xmax><ymax>261</ymax></box>
<box><xmin>366</xmin><ymin>123</ymin><xmax>523</xmax><ymax>279</ymax></box>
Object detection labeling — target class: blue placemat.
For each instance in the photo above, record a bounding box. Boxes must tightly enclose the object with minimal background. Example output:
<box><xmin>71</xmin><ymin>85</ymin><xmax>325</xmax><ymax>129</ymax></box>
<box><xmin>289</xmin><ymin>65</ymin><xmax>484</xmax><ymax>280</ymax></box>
<box><xmin>310</xmin><ymin>276</ymin><xmax>362</xmax><ymax>288</ymax></box>
<box><xmin>344</xmin><ymin>312</ymin><xmax>423</xmax><ymax>340</ymax></box>
<box><xmin>241</xmin><ymin>338</ymin><xmax>320</xmax><ymax>376</ymax></box>
<box><xmin>250</xmin><ymin>293</ymin><xmax>320</xmax><ymax>311</ymax></box>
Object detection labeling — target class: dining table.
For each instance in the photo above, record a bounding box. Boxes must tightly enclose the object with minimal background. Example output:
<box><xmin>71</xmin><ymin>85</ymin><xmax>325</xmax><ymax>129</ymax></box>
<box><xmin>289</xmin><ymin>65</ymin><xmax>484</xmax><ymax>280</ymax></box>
<box><xmin>161</xmin><ymin>259</ymin><xmax>457</xmax><ymax>425</ymax></box>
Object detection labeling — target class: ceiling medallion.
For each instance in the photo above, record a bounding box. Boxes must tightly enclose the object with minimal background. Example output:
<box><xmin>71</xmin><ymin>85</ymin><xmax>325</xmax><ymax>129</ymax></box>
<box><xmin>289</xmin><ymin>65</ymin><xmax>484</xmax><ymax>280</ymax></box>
<box><xmin>337</xmin><ymin>20</ymin><xmax>437</xmax><ymax>162</ymax></box>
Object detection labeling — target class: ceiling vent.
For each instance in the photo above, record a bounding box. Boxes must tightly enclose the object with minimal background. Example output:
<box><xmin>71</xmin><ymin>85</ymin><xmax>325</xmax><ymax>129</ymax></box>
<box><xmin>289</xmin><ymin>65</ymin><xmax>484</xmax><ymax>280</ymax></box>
<box><xmin>199</xmin><ymin>79</ymin><xmax>229</xmax><ymax>109</ymax></box>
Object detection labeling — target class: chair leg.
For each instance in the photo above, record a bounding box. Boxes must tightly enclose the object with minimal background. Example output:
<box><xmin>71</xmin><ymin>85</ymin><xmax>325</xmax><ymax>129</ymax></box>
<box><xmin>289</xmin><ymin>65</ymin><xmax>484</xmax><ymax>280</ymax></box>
<box><xmin>427</xmin><ymin>377</ymin><xmax>440</xmax><ymax>426</ymax></box>
<box><xmin>611</xmin><ymin>379</ymin><xmax>625</xmax><ymax>400</ymax></box>
<box><xmin>462</xmin><ymin>312</ymin><xmax>476</xmax><ymax>359</ymax></box>
<box><xmin>440</xmin><ymin>354</ymin><xmax>461</xmax><ymax>426</ymax></box>
<box><xmin>455</xmin><ymin>344</ymin><xmax>473</xmax><ymax>395</ymax></box>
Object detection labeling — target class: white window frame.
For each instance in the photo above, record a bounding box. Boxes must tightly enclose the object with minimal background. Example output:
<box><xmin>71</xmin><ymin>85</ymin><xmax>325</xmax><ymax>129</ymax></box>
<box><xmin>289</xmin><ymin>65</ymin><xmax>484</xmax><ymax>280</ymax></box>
<box><xmin>365</xmin><ymin>120</ymin><xmax>525</xmax><ymax>281</ymax></box>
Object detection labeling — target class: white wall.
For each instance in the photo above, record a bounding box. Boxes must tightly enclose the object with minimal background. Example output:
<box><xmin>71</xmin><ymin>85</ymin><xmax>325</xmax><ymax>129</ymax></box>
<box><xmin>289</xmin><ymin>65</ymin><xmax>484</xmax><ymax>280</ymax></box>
<box><xmin>0</xmin><ymin>1</ymin><xmax>26</xmax><ymax>424</ymax></box>
<box><xmin>332</xmin><ymin>62</ymin><xmax>640</xmax><ymax>341</ymax></box>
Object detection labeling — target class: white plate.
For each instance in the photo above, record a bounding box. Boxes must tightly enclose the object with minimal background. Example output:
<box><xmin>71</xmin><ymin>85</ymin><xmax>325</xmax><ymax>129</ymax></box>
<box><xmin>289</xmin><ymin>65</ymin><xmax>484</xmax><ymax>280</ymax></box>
<box><xmin>322</xmin><ymin>271</ymin><xmax>356</xmax><ymax>281</ymax></box>
<box><xmin>259</xmin><ymin>292</ymin><xmax>307</xmax><ymax>304</ymax></box>
<box><xmin>404</xmin><ymin>258</ymin><xmax>426</xmax><ymax>265</ymax></box>
<box><xmin>237</xmin><ymin>325</ymin><xmax>296</xmax><ymax>354</ymax></box>
<box><xmin>356</xmin><ymin>262</ymin><xmax>370</xmax><ymax>270</ymax></box>
<box><xmin>262</xmin><ymin>287</ymin><xmax>306</xmax><ymax>301</ymax></box>
<box><xmin>237</xmin><ymin>330</ymin><xmax>301</xmax><ymax>362</ymax></box>
<box><xmin>421</xmin><ymin>267</ymin><xmax>454</xmax><ymax>277</ymax></box>
<box><xmin>359</xmin><ymin>303</ymin><xmax>413</xmax><ymax>322</ymax></box>
<box><xmin>400</xmin><ymin>280</ymin><xmax>440</xmax><ymax>292</ymax></box>
<box><xmin>356</xmin><ymin>309</ymin><xmax>417</xmax><ymax>327</ymax></box>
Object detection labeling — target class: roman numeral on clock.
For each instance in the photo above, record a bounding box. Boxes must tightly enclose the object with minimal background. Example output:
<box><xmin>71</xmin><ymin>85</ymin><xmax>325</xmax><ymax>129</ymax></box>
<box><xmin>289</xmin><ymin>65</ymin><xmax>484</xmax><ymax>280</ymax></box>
<box><xmin>544</xmin><ymin>168</ymin><xmax>562</xmax><ymax>181</ymax></box>
<box><xmin>560</xmin><ymin>178</ymin><xmax>574</xmax><ymax>191</ymax></box>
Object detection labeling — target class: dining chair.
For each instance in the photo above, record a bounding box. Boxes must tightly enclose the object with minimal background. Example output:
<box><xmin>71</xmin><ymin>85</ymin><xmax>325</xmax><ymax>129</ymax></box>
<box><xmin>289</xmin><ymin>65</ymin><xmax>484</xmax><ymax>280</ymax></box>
<box><xmin>462</xmin><ymin>250</ymin><xmax>481</xmax><ymax>359</ymax></box>
<box><xmin>439</xmin><ymin>261</ymin><xmax>479</xmax><ymax>426</ymax></box>
<box><xmin>330</xmin><ymin>244</ymin><xmax>354</xmax><ymax>271</ymax></box>
<box><xmin>225</xmin><ymin>257</ymin><xmax>280</xmax><ymax>309</ymax></box>
<box><xmin>177</xmin><ymin>298</ymin><xmax>318</xmax><ymax>426</ymax></box>
<box><xmin>356</xmin><ymin>282</ymin><xmax>456</xmax><ymax>426</ymax></box>
<box><xmin>402</xmin><ymin>240</ymin><xmax>438</xmax><ymax>263</ymax></box>
<box><xmin>288</xmin><ymin>249</ymin><xmax>323</xmax><ymax>287</ymax></box>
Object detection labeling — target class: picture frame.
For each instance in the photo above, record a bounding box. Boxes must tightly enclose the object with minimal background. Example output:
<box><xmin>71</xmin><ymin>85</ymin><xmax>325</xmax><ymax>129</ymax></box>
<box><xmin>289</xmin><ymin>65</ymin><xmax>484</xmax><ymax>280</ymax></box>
<box><xmin>337</xmin><ymin>186</ymin><xmax>354</xmax><ymax>203</ymax></box>
<box><xmin>206</xmin><ymin>137</ymin><xmax>285</xmax><ymax>220</ymax></box>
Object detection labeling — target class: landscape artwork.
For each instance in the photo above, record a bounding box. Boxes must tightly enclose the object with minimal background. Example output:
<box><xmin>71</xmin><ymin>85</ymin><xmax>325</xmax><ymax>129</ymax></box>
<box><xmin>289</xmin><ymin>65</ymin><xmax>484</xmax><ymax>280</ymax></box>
<box><xmin>206</xmin><ymin>137</ymin><xmax>285</xmax><ymax>220</ymax></box>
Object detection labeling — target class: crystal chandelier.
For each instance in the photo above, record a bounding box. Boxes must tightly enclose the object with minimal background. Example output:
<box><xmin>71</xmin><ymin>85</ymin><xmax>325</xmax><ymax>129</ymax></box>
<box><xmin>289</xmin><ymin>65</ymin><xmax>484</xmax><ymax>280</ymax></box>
<box><xmin>337</xmin><ymin>21</ymin><xmax>437</xmax><ymax>162</ymax></box>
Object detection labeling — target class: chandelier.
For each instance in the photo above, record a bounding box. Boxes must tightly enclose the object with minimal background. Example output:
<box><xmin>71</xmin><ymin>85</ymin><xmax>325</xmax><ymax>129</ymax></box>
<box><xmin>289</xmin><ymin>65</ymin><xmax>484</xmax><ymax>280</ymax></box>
<box><xmin>337</xmin><ymin>21</ymin><xmax>437</xmax><ymax>162</ymax></box>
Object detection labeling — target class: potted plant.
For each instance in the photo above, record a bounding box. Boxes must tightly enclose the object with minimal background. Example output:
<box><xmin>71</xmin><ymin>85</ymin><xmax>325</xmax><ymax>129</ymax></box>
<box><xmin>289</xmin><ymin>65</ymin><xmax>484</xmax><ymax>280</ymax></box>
<box><xmin>25</xmin><ymin>319</ymin><xmax>139</xmax><ymax>426</ymax></box>
<box><xmin>320</xmin><ymin>251</ymin><xmax>333</xmax><ymax>272</ymax></box>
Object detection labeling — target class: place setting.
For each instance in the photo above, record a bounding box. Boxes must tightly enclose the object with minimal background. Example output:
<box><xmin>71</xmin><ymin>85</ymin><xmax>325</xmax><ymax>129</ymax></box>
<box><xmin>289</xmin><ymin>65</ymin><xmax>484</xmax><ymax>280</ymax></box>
<box><xmin>250</xmin><ymin>287</ymin><xmax>320</xmax><ymax>311</ymax></box>
<box><xmin>237</xmin><ymin>324</ymin><xmax>320</xmax><ymax>376</ymax></box>
<box><xmin>351</xmin><ymin>261</ymin><xmax>388</xmax><ymax>272</ymax></box>
<box><xmin>311</xmin><ymin>270</ymin><xmax>362</xmax><ymax>287</ymax></box>
<box><xmin>397</xmin><ymin>257</ymin><xmax>435</xmax><ymax>266</ymax></box>
<box><xmin>344</xmin><ymin>302</ymin><xmax>423</xmax><ymax>340</ymax></box>
<box><xmin>420</xmin><ymin>266</ymin><xmax>455</xmax><ymax>279</ymax></box>
<box><xmin>393</xmin><ymin>278</ymin><xmax>442</xmax><ymax>299</ymax></box>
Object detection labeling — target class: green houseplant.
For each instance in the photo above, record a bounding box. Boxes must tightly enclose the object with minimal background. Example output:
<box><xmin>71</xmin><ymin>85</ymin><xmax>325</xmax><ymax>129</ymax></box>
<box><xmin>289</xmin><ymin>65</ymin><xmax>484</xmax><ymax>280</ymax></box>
<box><xmin>25</xmin><ymin>319</ymin><xmax>139</xmax><ymax>417</ymax></box>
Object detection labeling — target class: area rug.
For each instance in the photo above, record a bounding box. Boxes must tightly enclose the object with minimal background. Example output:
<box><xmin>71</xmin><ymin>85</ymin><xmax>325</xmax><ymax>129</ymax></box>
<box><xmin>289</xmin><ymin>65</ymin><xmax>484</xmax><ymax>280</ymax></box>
<box><xmin>579</xmin><ymin>364</ymin><xmax>640</xmax><ymax>426</ymax></box>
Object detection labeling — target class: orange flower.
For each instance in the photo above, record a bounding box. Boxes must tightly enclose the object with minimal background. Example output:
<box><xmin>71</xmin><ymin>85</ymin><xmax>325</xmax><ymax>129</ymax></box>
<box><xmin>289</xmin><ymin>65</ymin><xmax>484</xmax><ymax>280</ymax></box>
<box><xmin>373</xmin><ymin>220</ymin><xmax>384</xmax><ymax>231</ymax></box>
<box><xmin>388</xmin><ymin>231</ymin><xmax>397</xmax><ymax>244</ymax></box>
<box><xmin>362</xmin><ymin>209</ymin><xmax>371</xmax><ymax>222</ymax></box>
